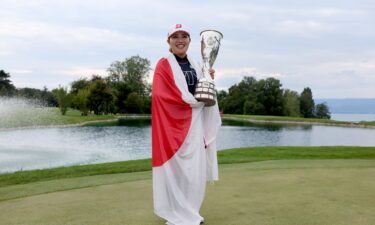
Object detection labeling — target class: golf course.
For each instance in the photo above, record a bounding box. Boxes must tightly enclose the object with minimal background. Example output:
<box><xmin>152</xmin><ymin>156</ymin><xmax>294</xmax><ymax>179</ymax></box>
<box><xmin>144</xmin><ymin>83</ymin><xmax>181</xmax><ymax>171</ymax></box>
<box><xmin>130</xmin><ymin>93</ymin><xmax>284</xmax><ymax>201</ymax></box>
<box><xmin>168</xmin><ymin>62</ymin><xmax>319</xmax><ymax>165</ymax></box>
<box><xmin>1</xmin><ymin>146</ymin><xmax>374</xmax><ymax>225</ymax></box>
<box><xmin>1</xmin><ymin>108</ymin><xmax>375</xmax><ymax>224</ymax></box>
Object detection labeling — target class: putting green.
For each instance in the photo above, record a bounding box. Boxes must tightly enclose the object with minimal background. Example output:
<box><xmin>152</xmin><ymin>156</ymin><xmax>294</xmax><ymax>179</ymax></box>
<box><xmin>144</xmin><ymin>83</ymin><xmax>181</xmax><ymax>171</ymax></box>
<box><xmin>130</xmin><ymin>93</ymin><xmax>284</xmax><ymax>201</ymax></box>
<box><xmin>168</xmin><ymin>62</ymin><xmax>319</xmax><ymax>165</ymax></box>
<box><xmin>0</xmin><ymin>159</ymin><xmax>374</xmax><ymax>225</ymax></box>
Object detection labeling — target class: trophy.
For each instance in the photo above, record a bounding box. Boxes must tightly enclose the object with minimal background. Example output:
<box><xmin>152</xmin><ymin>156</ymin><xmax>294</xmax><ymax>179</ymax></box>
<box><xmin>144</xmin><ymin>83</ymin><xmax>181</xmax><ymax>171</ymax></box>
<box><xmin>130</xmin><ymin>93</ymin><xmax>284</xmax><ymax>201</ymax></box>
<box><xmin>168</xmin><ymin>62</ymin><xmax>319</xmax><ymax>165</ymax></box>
<box><xmin>194</xmin><ymin>30</ymin><xmax>223</xmax><ymax>106</ymax></box>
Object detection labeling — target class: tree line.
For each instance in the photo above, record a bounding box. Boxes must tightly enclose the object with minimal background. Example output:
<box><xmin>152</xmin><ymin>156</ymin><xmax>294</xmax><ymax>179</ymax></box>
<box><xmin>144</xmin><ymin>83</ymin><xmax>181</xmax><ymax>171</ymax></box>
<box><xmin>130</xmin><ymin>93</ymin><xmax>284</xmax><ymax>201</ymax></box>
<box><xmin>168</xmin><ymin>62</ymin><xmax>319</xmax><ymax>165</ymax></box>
<box><xmin>1</xmin><ymin>56</ymin><xmax>330</xmax><ymax>119</ymax></box>
<box><xmin>0</xmin><ymin>56</ymin><xmax>152</xmax><ymax>115</ymax></box>
<box><xmin>48</xmin><ymin>55</ymin><xmax>152</xmax><ymax>115</ymax></box>
<box><xmin>218</xmin><ymin>76</ymin><xmax>330</xmax><ymax>119</ymax></box>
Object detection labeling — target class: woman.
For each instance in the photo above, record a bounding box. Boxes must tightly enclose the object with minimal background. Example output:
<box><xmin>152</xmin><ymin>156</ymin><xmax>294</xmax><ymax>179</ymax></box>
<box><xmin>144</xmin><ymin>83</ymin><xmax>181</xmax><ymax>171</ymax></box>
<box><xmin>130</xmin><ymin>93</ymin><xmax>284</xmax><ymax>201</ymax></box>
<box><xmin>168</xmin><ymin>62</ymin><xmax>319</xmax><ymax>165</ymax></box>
<box><xmin>152</xmin><ymin>24</ymin><xmax>221</xmax><ymax>225</ymax></box>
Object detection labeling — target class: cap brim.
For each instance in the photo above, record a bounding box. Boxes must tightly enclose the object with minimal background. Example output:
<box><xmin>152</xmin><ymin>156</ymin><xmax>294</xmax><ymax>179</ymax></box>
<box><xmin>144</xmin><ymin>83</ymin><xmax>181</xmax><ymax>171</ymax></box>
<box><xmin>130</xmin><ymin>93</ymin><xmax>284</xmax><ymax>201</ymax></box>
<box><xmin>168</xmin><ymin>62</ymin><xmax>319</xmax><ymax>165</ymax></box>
<box><xmin>168</xmin><ymin>30</ymin><xmax>190</xmax><ymax>38</ymax></box>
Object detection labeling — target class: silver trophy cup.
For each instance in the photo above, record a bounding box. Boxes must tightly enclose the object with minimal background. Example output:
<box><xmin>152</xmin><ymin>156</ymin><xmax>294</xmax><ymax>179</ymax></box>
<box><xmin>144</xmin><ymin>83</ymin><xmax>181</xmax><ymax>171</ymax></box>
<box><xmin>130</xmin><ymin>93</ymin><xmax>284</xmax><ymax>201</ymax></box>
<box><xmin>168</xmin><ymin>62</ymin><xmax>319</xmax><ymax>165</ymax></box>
<box><xmin>194</xmin><ymin>30</ymin><xmax>223</xmax><ymax>106</ymax></box>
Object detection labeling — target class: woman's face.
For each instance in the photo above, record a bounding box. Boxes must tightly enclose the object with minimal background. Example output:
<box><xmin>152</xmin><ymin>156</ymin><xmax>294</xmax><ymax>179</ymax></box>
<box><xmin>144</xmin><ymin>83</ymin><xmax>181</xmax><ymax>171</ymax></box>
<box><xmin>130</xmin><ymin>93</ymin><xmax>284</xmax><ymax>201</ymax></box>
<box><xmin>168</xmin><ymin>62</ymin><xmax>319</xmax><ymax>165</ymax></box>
<box><xmin>168</xmin><ymin>31</ymin><xmax>190</xmax><ymax>58</ymax></box>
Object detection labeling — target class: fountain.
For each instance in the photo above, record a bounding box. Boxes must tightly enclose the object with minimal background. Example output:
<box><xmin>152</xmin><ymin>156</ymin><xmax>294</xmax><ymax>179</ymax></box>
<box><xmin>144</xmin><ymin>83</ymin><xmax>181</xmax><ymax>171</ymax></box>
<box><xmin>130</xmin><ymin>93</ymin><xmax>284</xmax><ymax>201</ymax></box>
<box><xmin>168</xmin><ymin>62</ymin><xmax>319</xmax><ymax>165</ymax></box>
<box><xmin>0</xmin><ymin>97</ymin><xmax>55</xmax><ymax>129</ymax></box>
<box><xmin>0</xmin><ymin>98</ymin><xmax>152</xmax><ymax>173</ymax></box>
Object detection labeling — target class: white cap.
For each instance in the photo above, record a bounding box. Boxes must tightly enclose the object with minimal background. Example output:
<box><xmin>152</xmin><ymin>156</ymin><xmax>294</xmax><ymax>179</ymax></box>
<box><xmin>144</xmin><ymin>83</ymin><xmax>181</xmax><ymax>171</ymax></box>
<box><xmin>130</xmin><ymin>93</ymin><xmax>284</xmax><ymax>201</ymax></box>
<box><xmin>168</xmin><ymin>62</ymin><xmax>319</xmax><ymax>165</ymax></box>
<box><xmin>168</xmin><ymin>24</ymin><xmax>190</xmax><ymax>38</ymax></box>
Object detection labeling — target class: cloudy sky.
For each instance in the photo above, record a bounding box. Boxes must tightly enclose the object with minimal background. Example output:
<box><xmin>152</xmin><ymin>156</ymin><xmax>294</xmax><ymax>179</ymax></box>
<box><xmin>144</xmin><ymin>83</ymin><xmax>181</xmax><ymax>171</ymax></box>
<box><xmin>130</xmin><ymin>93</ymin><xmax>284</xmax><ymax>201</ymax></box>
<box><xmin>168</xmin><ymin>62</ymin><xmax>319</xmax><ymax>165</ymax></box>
<box><xmin>1</xmin><ymin>0</ymin><xmax>374</xmax><ymax>98</ymax></box>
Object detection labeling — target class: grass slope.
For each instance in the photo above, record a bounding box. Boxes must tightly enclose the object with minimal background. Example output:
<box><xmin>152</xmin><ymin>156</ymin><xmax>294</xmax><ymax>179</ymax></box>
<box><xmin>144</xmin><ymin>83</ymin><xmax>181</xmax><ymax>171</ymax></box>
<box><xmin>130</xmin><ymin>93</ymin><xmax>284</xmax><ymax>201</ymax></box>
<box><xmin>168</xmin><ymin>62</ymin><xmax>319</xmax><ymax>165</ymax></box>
<box><xmin>223</xmin><ymin>114</ymin><xmax>375</xmax><ymax>127</ymax></box>
<box><xmin>1</xmin><ymin>146</ymin><xmax>375</xmax><ymax>188</ymax></box>
<box><xmin>0</xmin><ymin>159</ymin><xmax>374</xmax><ymax>225</ymax></box>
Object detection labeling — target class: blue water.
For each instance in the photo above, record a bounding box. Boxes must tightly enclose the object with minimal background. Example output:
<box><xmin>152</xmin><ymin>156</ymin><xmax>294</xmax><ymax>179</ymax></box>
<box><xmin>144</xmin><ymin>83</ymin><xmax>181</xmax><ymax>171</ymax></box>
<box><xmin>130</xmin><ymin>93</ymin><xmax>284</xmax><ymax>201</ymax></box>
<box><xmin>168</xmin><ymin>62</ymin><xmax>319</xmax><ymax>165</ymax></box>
<box><xmin>1</xmin><ymin>122</ymin><xmax>375</xmax><ymax>173</ymax></box>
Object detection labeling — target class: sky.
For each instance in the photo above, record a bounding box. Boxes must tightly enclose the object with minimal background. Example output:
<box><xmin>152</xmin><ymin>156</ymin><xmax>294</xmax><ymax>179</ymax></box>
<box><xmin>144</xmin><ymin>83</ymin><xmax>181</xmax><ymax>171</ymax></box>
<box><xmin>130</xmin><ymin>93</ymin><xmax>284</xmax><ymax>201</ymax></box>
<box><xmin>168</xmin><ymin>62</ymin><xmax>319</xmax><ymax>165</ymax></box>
<box><xmin>1</xmin><ymin>0</ymin><xmax>374</xmax><ymax>98</ymax></box>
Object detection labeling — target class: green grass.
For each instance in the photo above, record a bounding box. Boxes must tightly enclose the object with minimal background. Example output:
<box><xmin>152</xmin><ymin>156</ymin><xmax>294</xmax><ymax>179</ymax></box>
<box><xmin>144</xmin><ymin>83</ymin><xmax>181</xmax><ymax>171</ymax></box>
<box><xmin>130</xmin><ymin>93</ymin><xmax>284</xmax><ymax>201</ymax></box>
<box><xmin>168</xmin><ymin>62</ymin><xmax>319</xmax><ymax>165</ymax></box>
<box><xmin>222</xmin><ymin>114</ymin><xmax>375</xmax><ymax>127</ymax></box>
<box><xmin>363</xmin><ymin>121</ymin><xmax>375</xmax><ymax>126</ymax></box>
<box><xmin>1</xmin><ymin>159</ymin><xmax>374</xmax><ymax>224</ymax></box>
<box><xmin>1</xmin><ymin>146</ymin><xmax>375</xmax><ymax>188</ymax></box>
<box><xmin>0</xmin><ymin>159</ymin><xmax>151</xmax><ymax>188</ymax></box>
<box><xmin>1</xmin><ymin>147</ymin><xmax>374</xmax><ymax>224</ymax></box>
<box><xmin>217</xmin><ymin>146</ymin><xmax>375</xmax><ymax>164</ymax></box>
<box><xmin>54</xmin><ymin>109</ymin><xmax>116</xmax><ymax>124</ymax></box>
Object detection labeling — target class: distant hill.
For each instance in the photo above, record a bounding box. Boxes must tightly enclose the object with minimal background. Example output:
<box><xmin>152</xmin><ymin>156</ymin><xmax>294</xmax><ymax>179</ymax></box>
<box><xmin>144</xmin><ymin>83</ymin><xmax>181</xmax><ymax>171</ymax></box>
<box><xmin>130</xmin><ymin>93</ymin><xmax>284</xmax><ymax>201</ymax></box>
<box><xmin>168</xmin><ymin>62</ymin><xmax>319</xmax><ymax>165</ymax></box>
<box><xmin>315</xmin><ymin>98</ymin><xmax>375</xmax><ymax>114</ymax></box>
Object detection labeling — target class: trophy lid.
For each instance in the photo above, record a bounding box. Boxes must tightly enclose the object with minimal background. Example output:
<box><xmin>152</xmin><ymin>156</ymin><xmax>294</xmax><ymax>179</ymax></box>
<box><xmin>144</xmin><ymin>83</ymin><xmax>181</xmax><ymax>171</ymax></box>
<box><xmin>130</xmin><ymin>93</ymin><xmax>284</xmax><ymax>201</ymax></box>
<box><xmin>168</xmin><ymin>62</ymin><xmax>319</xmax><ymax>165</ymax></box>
<box><xmin>200</xmin><ymin>30</ymin><xmax>223</xmax><ymax>38</ymax></box>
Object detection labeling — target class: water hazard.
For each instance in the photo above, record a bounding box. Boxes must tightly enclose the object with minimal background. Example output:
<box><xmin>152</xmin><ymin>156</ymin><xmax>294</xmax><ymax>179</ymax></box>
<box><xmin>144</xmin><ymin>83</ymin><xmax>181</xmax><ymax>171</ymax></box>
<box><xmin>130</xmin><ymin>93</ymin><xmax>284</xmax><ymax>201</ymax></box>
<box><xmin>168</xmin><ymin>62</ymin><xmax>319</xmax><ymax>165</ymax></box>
<box><xmin>1</xmin><ymin>120</ymin><xmax>375</xmax><ymax>173</ymax></box>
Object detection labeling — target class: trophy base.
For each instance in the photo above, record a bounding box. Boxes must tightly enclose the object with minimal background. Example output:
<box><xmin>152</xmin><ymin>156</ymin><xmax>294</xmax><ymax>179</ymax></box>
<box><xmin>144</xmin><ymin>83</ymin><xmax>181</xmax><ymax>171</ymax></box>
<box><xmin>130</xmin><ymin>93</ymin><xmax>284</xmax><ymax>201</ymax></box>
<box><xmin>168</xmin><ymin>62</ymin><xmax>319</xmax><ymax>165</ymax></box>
<box><xmin>194</xmin><ymin>79</ymin><xmax>216</xmax><ymax>107</ymax></box>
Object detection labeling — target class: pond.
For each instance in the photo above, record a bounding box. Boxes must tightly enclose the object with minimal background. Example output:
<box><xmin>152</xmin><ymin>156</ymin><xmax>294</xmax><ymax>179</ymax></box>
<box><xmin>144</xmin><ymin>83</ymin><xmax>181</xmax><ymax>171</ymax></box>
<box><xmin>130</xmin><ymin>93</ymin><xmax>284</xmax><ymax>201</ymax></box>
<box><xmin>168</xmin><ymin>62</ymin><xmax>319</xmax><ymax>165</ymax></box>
<box><xmin>1</xmin><ymin>119</ymin><xmax>375</xmax><ymax>173</ymax></box>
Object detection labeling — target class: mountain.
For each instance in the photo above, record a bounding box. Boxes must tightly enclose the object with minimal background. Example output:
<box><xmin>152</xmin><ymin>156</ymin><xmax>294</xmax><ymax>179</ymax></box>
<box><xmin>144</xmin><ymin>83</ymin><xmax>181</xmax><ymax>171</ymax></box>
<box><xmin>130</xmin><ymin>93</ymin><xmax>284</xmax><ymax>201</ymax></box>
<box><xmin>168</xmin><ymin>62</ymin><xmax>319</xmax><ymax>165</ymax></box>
<box><xmin>315</xmin><ymin>98</ymin><xmax>375</xmax><ymax>114</ymax></box>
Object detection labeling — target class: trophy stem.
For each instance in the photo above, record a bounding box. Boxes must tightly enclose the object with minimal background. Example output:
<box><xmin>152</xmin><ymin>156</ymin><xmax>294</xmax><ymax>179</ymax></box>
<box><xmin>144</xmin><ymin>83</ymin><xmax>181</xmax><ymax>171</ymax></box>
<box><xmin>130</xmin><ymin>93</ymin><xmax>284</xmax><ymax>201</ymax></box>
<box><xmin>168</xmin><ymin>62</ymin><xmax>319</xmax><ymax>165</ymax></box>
<box><xmin>202</xmin><ymin>67</ymin><xmax>214</xmax><ymax>83</ymax></box>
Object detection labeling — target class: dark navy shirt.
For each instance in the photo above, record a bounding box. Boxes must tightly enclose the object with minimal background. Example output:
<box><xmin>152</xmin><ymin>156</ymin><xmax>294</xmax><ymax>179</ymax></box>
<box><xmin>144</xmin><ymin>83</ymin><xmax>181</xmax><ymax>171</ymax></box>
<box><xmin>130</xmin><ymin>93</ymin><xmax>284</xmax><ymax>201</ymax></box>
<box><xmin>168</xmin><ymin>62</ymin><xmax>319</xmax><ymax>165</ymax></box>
<box><xmin>174</xmin><ymin>54</ymin><xmax>198</xmax><ymax>95</ymax></box>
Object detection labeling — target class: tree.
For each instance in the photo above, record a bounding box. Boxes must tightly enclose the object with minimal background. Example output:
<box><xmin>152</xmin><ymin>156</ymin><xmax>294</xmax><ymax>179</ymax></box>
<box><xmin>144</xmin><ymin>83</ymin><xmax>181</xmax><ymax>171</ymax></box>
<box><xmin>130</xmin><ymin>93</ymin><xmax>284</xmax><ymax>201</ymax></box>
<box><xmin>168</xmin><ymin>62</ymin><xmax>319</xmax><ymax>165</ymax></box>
<box><xmin>315</xmin><ymin>102</ymin><xmax>331</xmax><ymax>119</ymax></box>
<box><xmin>52</xmin><ymin>87</ymin><xmax>71</xmax><ymax>115</ymax></box>
<box><xmin>300</xmin><ymin>87</ymin><xmax>315</xmax><ymax>118</ymax></box>
<box><xmin>107</xmin><ymin>55</ymin><xmax>151</xmax><ymax>96</ymax></box>
<box><xmin>257</xmin><ymin>78</ymin><xmax>284</xmax><ymax>115</ymax></box>
<box><xmin>70</xmin><ymin>78</ymin><xmax>90</xmax><ymax>95</ymax></box>
<box><xmin>216</xmin><ymin>90</ymin><xmax>228</xmax><ymax>111</ymax></box>
<box><xmin>221</xmin><ymin>84</ymin><xmax>245</xmax><ymax>114</ymax></box>
<box><xmin>110</xmin><ymin>81</ymin><xmax>133</xmax><ymax>114</ymax></box>
<box><xmin>283</xmin><ymin>89</ymin><xmax>301</xmax><ymax>117</ymax></box>
<box><xmin>87</xmin><ymin>80</ymin><xmax>114</xmax><ymax>115</ymax></box>
<box><xmin>221</xmin><ymin>76</ymin><xmax>285</xmax><ymax>116</ymax></box>
<box><xmin>239</xmin><ymin>76</ymin><xmax>261</xmax><ymax>115</ymax></box>
<box><xmin>0</xmin><ymin>70</ymin><xmax>16</xmax><ymax>96</ymax></box>
<box><xmin>72</xmin><ymin>89</ymin><xmax>90</xmax><ymax>116</ymax></box>
<box><xmin>17</xmin><ymin>87</ymin><xmax>57</xmax><ymax>106</ymax></box>
<box><xmin>107</xmin><ymin>55</ymin><xmax>151</xmax><ymax>113</ymax></box>
<box><xmin>124</xmin><ymin>92</ymin><xmax>144</xmax><ymax>113</ymax></box>
<box><xmin>221</xmin><ymin>76</ymin><xmax>258</xmax><ymax>114</ymax></box>
<box><xmin>41</xmin><ymin>86</ymin><xmax>58</xmax><ymax>106</ymax></box>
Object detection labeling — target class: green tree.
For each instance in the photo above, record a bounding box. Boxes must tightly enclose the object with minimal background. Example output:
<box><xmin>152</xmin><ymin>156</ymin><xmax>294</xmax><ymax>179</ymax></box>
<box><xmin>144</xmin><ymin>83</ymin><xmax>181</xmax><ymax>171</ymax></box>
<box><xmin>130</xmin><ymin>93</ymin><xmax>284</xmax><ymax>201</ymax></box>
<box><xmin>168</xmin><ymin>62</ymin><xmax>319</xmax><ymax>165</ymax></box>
<box><xmin>283</xmin><ymin>89</ymin><xmax>301</xmax><ymax>117</ymax></box>
<box><xmin>41</xmin><ymin>86</ymin><xmax>58</xmax><ymax>106</ymax></box>
<box><xmin>87</xmin><ymin>80</ymin><xmax>114</xmax><ymax>115</ymax></box>
<box><xmin>110</xmin><ymin>82</ymin><xmax>133</xmax><ymax>114</ymax></box>
<box><xmin>315</xmin><ymin>102</ymin><xmax>331</xmax><ymax>119</ymax></box>
<box><xmin>17</xmin><ymin>87</ymin><xmax>57</xmax><ymax>106</ymax></box>
<box><xmin>72</xmin><ymin>89</ymin><xmax>90</xmax><ymax>116</ymax></box>
<box><xmin>216</xmin><ymin>90</ymin><xmax>227</xmax><ymax>112</ymax></box>
<box><xmin>124</xmin><ymin>92</ymin><xmax>144</xmax><ymax>113</ymax></box>
<box><xmin>222</xmin><ymin>84</ymin><xmax>245</xmax><ymax>114</ymax></box>
<box><xmin>107</xmin><ymin>55</ymin><xmax>151</xmax><ymax>96</ymax></box>
<box><xmin>52</xmin><ymin>87</ymin><xmax>71</xmax><ymax>115</ymax></box>
<box><xmin>70</xmin><ymin>78</ymin><xmax>90</xmax><ymax>95</ymax></box>
<box><xmin>300</xmin><ymin>87</ymin><xmax>315</xmax><ymax>118</ymax></box>
<box><xmin>256</xmin><ymin>78</ymin><xmax>284</xmax><ymax>115</ymax></box>
<box><xmin>239</xmin><ymin>77</ymin><xmax>261</xmax><ymax>115</ymax></box>
<box><xmin>107</xmin><ymin>55</ymin><xmax>151</xmax><ymax>113</ymax></box>
<box><xmin>222</xmin><ymin>76</ymin><xmax>259</xmax><ymax>114</ymax></box>
<box><xmin>0</xmin><ymin>70</ymin><xmax>16</xmax><ymax>96</ymax></box>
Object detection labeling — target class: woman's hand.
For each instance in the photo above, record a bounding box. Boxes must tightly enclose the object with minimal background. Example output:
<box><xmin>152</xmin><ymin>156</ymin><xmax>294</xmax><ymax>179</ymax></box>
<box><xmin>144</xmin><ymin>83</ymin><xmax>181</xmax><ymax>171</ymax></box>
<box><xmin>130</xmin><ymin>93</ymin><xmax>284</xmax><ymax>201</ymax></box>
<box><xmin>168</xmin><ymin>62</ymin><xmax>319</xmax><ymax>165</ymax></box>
<box><xmin>209</xmin><ymin>69</ymin><xmax>215</xmax><ymax>80</ymax></box>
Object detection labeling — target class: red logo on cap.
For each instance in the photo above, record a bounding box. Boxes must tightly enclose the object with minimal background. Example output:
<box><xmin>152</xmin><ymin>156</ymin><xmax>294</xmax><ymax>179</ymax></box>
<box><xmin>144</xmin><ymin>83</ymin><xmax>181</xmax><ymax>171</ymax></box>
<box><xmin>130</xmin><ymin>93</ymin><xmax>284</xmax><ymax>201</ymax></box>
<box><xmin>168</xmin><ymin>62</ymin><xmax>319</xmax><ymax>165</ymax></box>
<box><xmin>176</xmin><ymin>24</ymin><xmax>182</xmax><ymax>28</ymax></box>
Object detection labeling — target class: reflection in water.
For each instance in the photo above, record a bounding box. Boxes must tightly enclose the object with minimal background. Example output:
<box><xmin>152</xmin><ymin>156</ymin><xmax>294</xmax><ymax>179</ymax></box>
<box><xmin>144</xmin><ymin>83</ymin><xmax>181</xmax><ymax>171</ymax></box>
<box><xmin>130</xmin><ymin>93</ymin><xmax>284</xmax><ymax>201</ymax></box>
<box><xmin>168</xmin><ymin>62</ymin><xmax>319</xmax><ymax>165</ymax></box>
<box><xmin>1</xmin><ymin>122</ymin><xmax>375</xmax><ymax>173</ymax></box>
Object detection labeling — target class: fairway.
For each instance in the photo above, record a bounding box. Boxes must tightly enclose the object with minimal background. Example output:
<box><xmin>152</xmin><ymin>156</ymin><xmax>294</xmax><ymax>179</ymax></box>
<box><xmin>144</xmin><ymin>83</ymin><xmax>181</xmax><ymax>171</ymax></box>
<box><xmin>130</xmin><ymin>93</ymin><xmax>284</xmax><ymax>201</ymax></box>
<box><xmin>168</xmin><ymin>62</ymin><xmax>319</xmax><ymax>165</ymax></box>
<box><xmin>0</xmin><ymin>159</ymin><xmax>374</xmax><ymax>225</ymax></box>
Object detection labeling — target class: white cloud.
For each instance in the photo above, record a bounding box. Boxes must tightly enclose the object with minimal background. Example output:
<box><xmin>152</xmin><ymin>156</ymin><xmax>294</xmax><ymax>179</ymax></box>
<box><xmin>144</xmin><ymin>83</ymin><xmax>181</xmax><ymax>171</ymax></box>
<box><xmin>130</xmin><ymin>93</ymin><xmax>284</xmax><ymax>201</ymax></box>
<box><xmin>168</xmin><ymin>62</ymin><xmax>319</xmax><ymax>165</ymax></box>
<box><xmin>55</xmin><ymin>67</ymin><xmax>107</xmax><ymax>78</ymax></box>
<box><xmin>8</xmin><ymin>69</ymin><xmax>33</xmax><ymax>74</ymax></box>
<box><xmin>1</xmin><ymin>0</ymin><xmax>374</xmax><ymax>97</ymax></box>
<box><xmin>315</xmin><ymin>8</ymin><xmax>363</xmax><ymax>17</ymax></box>
<box><xmin>0</xmin><ymin>51</ymin><xmax>11</xmax><ymax>56</ymax></box>
<box><xmin>0</xmin><ymin>20</ymin><xmax>159</xmax><ymax>47</ymax></box>
<box><xmin>218</xmin><ymin>67</ymin><xmax>283</xmax><ymax>79</ymax></box>
<box><xmin>275</xmin><ymin>20</ymin><xmax>328</xmax><ymax>37</ymax></box>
